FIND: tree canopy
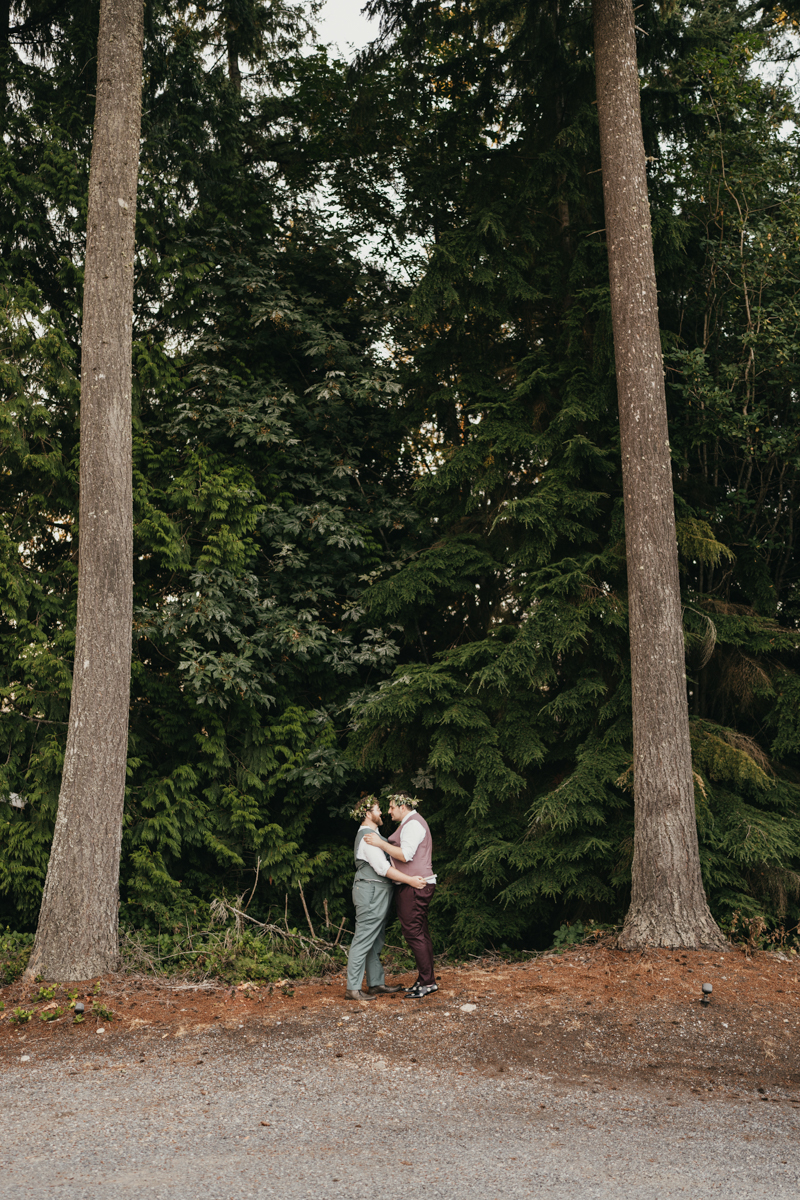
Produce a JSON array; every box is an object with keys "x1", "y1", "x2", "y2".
[{"x1": 1, "y1": 0, "x2": 799, "y2": 958}]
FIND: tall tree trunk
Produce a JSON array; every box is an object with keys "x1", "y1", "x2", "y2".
[
  {"x1": 227, "y1": 30, "x2": 242, "y2": 95},
  {"x1": 592, "y1": 0, "x2": 723, "y2": 949},
  {"x1": 0, "y1": 0, "x2": 10, "y2": 135},
  {"x1": 26, "y1": 0, "x2": 144, "y2": 981}
]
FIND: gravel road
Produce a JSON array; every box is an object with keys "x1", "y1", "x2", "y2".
[{"x1": 2, "y1": 1018, "x2": 798, "y2": 1200}]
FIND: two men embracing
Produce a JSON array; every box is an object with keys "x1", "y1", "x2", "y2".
[{"x1": 345, "y1": 792, "x2": 438, "y2": 1002}]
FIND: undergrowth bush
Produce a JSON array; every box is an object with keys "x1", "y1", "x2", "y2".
[
  {"x1": 719, "y1": 911, "x2": 800, "y2": 954},
  {"x1": 550, "y1": 920, "x2": 620, "y2": 951},
  {"x1": 120, "y1": 926, "x2": 346, "y2": 983},
  {"x1": 0, "y1": 929, "x2": 33, "y2": 984},
  {"x1": 119, "y1": 894, "x2": 360, "y2": 983}
]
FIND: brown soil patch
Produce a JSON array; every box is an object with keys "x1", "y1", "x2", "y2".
[{"x1": 3, "y1": 945, "x2": 799, "y2": 1100}]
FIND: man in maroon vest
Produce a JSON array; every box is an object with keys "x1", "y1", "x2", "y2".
[{"x1": 364, "y1": 792, "x2": 437, "y2": 998}]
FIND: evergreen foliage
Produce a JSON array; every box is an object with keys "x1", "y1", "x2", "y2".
[
  {"x1": 347, "y1": 0, "x2": 800, "y2": 951},
  {"x1": 1, "y1": 0, "x2": 409, "y2": 933},
  {"x1": 1, "y1": 0, "x2": 798, "y2": 959}
]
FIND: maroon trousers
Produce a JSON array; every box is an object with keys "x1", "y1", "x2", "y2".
[{"x1": 395, "y1": 882, "x2": 435, "y2": 986}]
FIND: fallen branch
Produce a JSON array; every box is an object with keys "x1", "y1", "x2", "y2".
[
  {"x1": 210, "y1": 898, "x2": 332, "y2": 956},
  {"x1": 298, "y1": 884, "x2": 317, "y2": 940},
  {"x1": 209, "y1": 899, "x2": 408, "y2": 956},
  {"x1": 106, "y1": 965, "x2": 223, "y2": 994}
]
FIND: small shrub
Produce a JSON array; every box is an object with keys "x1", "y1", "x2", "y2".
[
  {"x1": 551, "y1": 921, "x2": 586, "y2": 950},
  {"x1": 10, "y1": 1007, "x2": 33, "y2": 1024},
  {"x1": 550, "y1": 919, "x2": 618, "y2": 952},
  {"x1": 39, "y1": 1007, "x2": 64, "y2": 1022},
  {"x1": 120, "y1": 917, "x2": 349, "y2": 984},
  {"x1": 722, "y1": 910, "x2": 800, "y2": 953},
  {"x1": 91, "y1": 1003, "x2": 114, "y2": 1021},
  {"x1": 0, "y1": 930, "x2": 34, "y2": 985}
]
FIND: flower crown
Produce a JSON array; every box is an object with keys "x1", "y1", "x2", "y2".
[
  {"x1": 349, "y1": 794, "x2": 379, "y2": 821},
  {"x1": 387, "y1": 792, "x2": 423, "y2": 809}
]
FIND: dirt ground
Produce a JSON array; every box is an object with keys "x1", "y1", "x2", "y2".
[{"x1": 2, "y1": 944, "x2": 799, "y2": 1102}]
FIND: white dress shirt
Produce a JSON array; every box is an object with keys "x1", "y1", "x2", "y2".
[
  {"x1": 397, "y1": 813, "x2": 437, "y2": 884},
  {"x1": 356, "y1": 828, "x2": 391, "y2": 877}
]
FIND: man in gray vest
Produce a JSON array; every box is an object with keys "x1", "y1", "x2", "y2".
[
  {"x1": 364, "y1": 792, "x2": 437, "y2": 999},
  {"x1": 346, "y1": 795, "x2": 427, "y2": 1002}
]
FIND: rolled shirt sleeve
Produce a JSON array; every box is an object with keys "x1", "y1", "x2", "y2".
[{"x1": 357, "y1": 838, "x2": 391, "y2": 877}]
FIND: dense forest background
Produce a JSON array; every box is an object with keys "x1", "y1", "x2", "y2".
[{"x1": 1, "y1": 0, "x2": 799, "y2": 956}]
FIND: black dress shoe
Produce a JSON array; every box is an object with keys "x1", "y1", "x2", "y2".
[
  {"x1": 368, "y1": 984, "x2": 404, "y2": 995},
  {"x1": 405, "y1": 983, "x2": 438, "y2": 999}
]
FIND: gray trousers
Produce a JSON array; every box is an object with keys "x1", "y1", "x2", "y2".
[{"x1": 347, "y1": 879, "x2": 393, "y2": 991}]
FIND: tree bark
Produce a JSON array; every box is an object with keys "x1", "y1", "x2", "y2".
[
  {"x1": 26, "y1": 0, "x2": 144, "y2": 981},
  {"x1": 0, "y1": 0, "x2": 10, "y2": 135},
  {"x1": 227, "y1": 30, "x2": 242, "y2": 95},
  {"x1": 592, "y1": 0, "x2": 724, "y2": 949}
]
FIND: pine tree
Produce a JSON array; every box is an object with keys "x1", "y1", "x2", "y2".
[
  {"x1": 2, "y1": 0, "x2": 798, "y2": 957},
  {"x1": 345, "y1": 0, "x2": 800, "y2": 952},
  {"x1": 0, "y1": 1, "x2": 413, "y2": 937},
  {"x1": 25, "y1": 0, "x2": 145, "y2": 981},
  {"x1": 592, "y1": 0, "x2": 723, "y2": 949}
]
